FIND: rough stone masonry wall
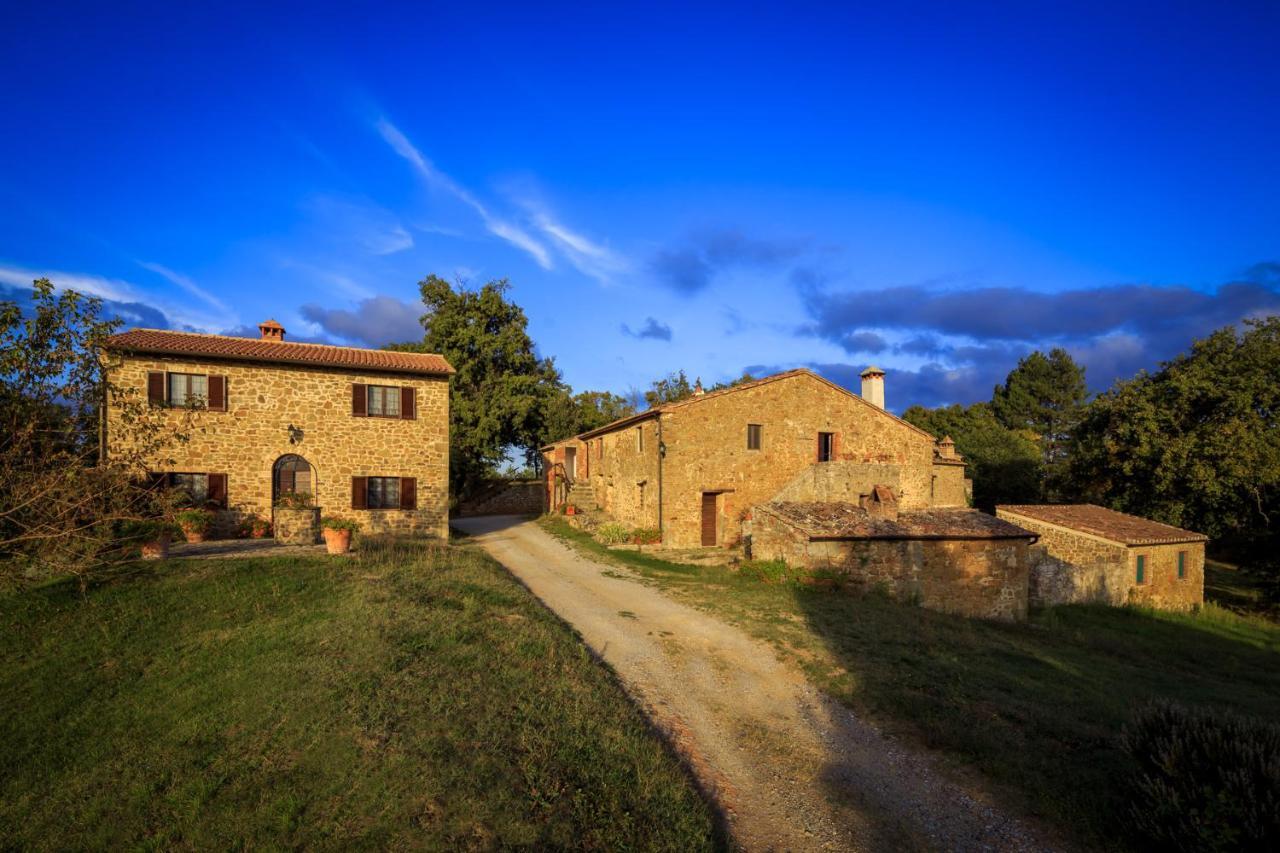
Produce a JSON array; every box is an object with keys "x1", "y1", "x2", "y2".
[
  {"x1": 771, "y1": 461, "x2": 905, "y2": 503},
  {"x1": 456, "y1": 480, "x2": 545, "y2": 517},
  {"x1": 996, "y1": 511, "x2": 1204, "y2": 610},
  {"x1": 107, "y1": 355, "x2": 450, "y2": 539},
  {"x1": 658, "y1": 373, "x2": 939, "y2": 548},
  {"x1": 585, "y1": 420, "x2": 661, "y2": 531},
  {"x1": 931, "y1": 461, "x2": 968, "y2": 507},
  {"x1": 750, "y1": 505, "x2": 1029, "y2": 620}
]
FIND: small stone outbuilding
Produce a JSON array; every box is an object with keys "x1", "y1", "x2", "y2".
[
  {"x1": 996, "y1": 504, "x2": 1207, "y2": 611},
  {"x1": 751, "y1": 499, "x2": 1038, "y2": 620}
]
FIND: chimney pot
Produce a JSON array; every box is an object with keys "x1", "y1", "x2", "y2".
[
  {"x1": 860, "y1": 365, "x2": 885, "y2": 409},
  {"x1": 258, "y1": 319, "x2": 285, "y2": 342},
  {"x1": 693, "y1": 379, "x2": 705, "y2": 396}
]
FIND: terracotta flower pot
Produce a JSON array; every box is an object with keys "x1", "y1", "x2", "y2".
[
  {"x1": 565, "y1": 505, "x2": 577, "y2": 516},
  {"x1": 180, "y1": 524, "x2": 206, "y2": 544},
  {"x1": 140, "y1": 535, "x2": 170, "y2": 561},
  {"x1": 323, "y1": 527, "x2": 352, "y2": 555}
]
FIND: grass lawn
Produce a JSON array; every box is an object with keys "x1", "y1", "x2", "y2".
[
  {"x1": 0, "y1": 538, "x2": 719, "y2": 850},
  {"x1": 542, "y1": 516, "x2": 1280, "y2": 851}
]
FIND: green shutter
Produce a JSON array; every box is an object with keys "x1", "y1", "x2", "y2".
[
  {"x1": 1136, "y1": 555, "x2": 1146, "y2": 584},
  {"x1": 1178, "y1": 551, "x2": 1186, "y2": 579}
]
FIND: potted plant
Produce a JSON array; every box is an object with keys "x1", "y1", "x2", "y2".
[
  {"x1": 564, "y1": 504, "x2": 577, "y2": 516},
  {"x1": 175, "y1": 508, "x2": 216, "y2": 543},
  {"x1": 122, "y1": 519, "x2": 177, "y2": 560},
  {"x1": 246, "y1": 514, "x2": 272, "y2": 539},
  {"x1": 320, "y1": 517, "x2": 359, "y2": 555}
]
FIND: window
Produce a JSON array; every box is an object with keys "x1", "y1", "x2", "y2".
[
  {"x1": 171, "y1": 473, "x2": 209, "y2": 504},
  {"x1": 367, "y1": 476, "x2": 401, "y2": 509},
  {"x1": 636, "y1": 426, "x2": 643, "y2": 452},
  {"x1": 168, "y1": 373, "x2": 207, "y2": 407},
  {"x1": 367, "y1": 385, "x2": 401, "y2": 417},
  {"x1": 1136, "y1": 554, "x2": 1147, "y2": 584},
  {"x1": 1177, "y1": 551, "x2": 1187, "y2": 580},
  {"x1": 817, "y1": 432, "x2": 835, "y2": 462},
  {"x1": 747, "y1": 423, "x2": 763, "y2": 451}
]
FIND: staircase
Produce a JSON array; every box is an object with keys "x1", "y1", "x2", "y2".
[{"x1": 564, "y1": 478, "x2": 600, "y2": 511}]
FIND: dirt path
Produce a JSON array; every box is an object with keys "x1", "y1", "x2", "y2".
[{"x1": 453, "y1": 516, "x2": 1057, "y2": 852}]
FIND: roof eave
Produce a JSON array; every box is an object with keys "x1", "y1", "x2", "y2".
[{"x1": 101, "y1": 343, "x2": 455, "y2": 377}]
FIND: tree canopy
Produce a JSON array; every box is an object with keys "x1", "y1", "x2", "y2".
[{"x1": 991, "y1": 348, "x2": 1087, "y2": 496}]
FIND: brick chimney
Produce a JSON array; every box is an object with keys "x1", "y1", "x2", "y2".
[
  {"x1": 938, "y1": 435, "x2": 957, "y2": 459},
  {"x1": 860, "y1": 365, "x2": 885, "y2": 409},
  {"x1": 258, "y1": 319, "x2": 285, "y2": 342}
]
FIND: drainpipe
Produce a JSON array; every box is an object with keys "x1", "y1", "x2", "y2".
[{"x1": 656, "y1": 415, "x2": 665, "y2": 540}]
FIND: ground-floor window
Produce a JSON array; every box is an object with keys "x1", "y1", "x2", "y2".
[
  {"x1": 1177, "y1": 550, "x2": 1187, "y2": 579},
  {"x1": 171, "y1": 473, "x2": 208, "y2": 504},
  {"x1": 1136, "y1": 554, "x2": 1147, "y2": 584},
  {"x1": 367, "y1": 477, "x2": 401, "y2": 509},
  {"x1": 817, "y1": 432, "x2": 835, "y2": 462}
]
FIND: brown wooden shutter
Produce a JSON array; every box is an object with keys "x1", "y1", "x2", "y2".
[
  {"x1": 400, "y1": 386, "x2": 415, "y2": 420},
  {"x1": 207, "y1": 375, "x2": 226, "y2": 411},
  {"x1": 148, "y1": 371, "x2": 166, "y2": 405},
  {"x1": 833, "y1": 432, "x2": 841, "y2": 461},
  {"x1": 816, "y1": 433, "x2": 822, "y2": 462},
  {"x1": 352, "y1": 384, "x2": 367, "y2": 417},
  {"x1": 399, "y1": 477, "x2": 416, "y2": 510},
  {"x1": 352, "y1": 476, "x2": 368, "y2": 509},
  {"x1": 207, "y1": 473, "x2": 227, "y2": 508}
]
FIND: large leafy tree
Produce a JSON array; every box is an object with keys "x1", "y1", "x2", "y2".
[
  {"x1": 902, "y1": 402, "x2": 1043, "y2": 510},
  {"x1": 1067, "y1": 317, "x2": 1280, "y2": 546},
  {"x1": 992, "y1": 348, "x2": 1088, "y2": 493},
  {"x1": 540, "y1": 389, "x2": 635, "y2": 447},
  {"x1": 644, "y1": 370, "x2": 696, "y2": 407},
  {"x1": 388, "y1": 275, "x2": 562, "y2": 497}
]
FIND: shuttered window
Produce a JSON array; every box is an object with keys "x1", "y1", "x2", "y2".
[
  {"x1": 358, "y1": 476, "x2": 417, "y2": 510},
  {"x1": 1177, "y1": 551, "x2": 1186, "y2": 579},
  {"x1": 368, "y1": 386, "x2": 401, "y2": 417},
  {"x1": 148, "y1": 372, "x2": 226, "y2": 410},
  {"x1": 747, "y1": 423, "x2": 762, "y2": 450},
  {"x1": 167, "y1": 373, "x2": 208, "y2": 407},
  {"x1": 353, "y1": 384, "x2": 415, "y2": 419},
  {"x1": 1136, "y1": 554, "x2": 1147, "y2": 584},
  {"x1": 158, "y1": 472, "x2": 228, "y2": 509}
]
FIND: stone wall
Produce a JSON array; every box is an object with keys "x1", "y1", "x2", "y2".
[
  {"x1": 771, "y1": 461, "x2": 905, "y2": 504},
  {"x1": 998, "y1": 510, "x2": 1205, "y2": 610},
  {"x1": 107, "y1": 355, "x2": 450, "y2": 539},
  {"x1": 456, "y1": 480, "x2": 545, "y2": 517},
  {"x1": 751, "y1": 503, "x2": 1029, "y2": 620},
  {"x1": 931, "y1": 461, "x2": 968, "y2": 507}
]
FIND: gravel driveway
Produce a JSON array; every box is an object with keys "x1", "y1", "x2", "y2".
[{"x1": 452, "y1": 515, "x2": 1057, "y2": 852}]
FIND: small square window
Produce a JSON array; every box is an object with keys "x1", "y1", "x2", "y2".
[
  {"x1": 747, "y1": 424, "x2": 762, "y2": 451},
  {"x1": 367, "y1": 476, "x2": 401, "y2": 509},
  {"x1": 368, "y1": 386, "x2": 401, "y2": 417},
  {"x1": 1136, "y1": 554, "x2": 1147, "y2": 584},
  {"x1": 168, "y1": 373, "x2": 207, "y2": 407}
]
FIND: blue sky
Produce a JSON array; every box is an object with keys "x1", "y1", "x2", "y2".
[{"x1": 3, "y1": 1, "x2": 1278, "y2": 411}]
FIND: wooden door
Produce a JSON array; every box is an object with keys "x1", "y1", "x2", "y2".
[{"x1": 701, "y1": 493, "x2": 717, "y2": 546}]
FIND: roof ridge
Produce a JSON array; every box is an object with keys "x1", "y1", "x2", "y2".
[{"x1": 114, "y1": 327, "x2": 442, "y2": 359}]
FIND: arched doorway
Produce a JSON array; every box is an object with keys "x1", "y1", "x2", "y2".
[{"x1": 273, "y1": 454, "x2": 315, "y2": 504}]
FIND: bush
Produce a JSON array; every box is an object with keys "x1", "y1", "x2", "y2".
[
  {"x1": 117, "y1": 519, "x2": 180, "y2": 543},
  {"x1": 630, "y1": 527, "x2": 662, "y2": 545},
  {"x1": 595, "y1": 523, "x2": 631, "y2": 545},
  {"x1": 275, "y1": 491, "x2": 314, "y2": 509},
  {"x1": 738, "y1": 559, "x2": 790, "y2": 584},
  {"x1": 174, "y1": 509, "x2": 215, "y2": 533},
  {"x1": 1121, "y1": 700, "x2": 1280, "y2": 851},
  {"x1": 320, "y1": 517, "x2": 360, "y2": 533}
]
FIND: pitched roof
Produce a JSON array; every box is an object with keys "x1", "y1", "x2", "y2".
[
  {"x1": 571, "y1": 368, "x2": 937, "y2": 442},
  {"x1": 761, "y1": 502, "x2": 1036, "y2": 541},
  {"x1": 101, "y1": 328, "x2": 454, "y2": 376},
  {"x1": 996, "y1": 504, "x2": 1207, "y2": 546}
]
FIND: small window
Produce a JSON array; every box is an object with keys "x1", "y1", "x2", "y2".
[
  {"x1": 367, "y1": 385, "x2": 401, "y2": 417},
  {"x1": 747, "y1": 423, "x2": 762, "y2": 451},
  {"x1": 171, "y1": 473, "x2": 209, "y2": 505},
  {"x1": 1177, "y1": 551, "x2": 1187, "y2": 580},
  {"x1": 636, "y1": 426, "x2": 643, "y2": 452},
  {"x1": 367, "y1": 476, "x2": 401, "y2": 509},
  {"x1": 818, "y1": 432, "x2": 835, "y2": 462},
  {"x1": 168, "y1": 373, "x2": 207, "y2": 407},
  {"x1": 1136, "y1": 554, "x2": 1147, "y2": 584}
]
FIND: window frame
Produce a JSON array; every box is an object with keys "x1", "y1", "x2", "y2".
[
  {"x1": 747, "y1": 423, "x2": 763, "y2": 451},
  {"x1": 366, "y1": 385, "x2": 402, "y2": 418},
  {"x1": 170, "y1": 472, "x2": 209, "y2": 504},
  {"x1": 635, "y1": 426, "x2": 643, "y2": 452},
  {"x1": 1177, "y1": 550, "x2": 1187, "y2": 580},
  {"x1": 366, "y1": 476, "x2": 401, "y2": 509},
  {"x1": 1136, "y1": 553, "x2": 1147, "y2": 585},
  {"x1": 167, "y1": 372, "x2": 208, "y2": 408},
  {"x1": 817, "y1": 431, "x2": 835, "y2": 462}
]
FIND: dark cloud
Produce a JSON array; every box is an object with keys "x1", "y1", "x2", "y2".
[
  {"x1": 621, "y1": 316, "x2": 673, "y2": 341},
  {"x1": 1, "y1": 282, "x2": 175, "y2": 330},
  {"x1": 651, "y1": 228, "x2": 805, "y2": 294},
  {"x1": 298, "y1": 295, "x2": 422, "y2": 346},
  {"x1": 840, "y1": 331, "x2": 888, "y2": 353}
]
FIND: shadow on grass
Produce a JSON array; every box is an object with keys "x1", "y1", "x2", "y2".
[{"x1": 791, "y1": 587, "x2": 1280, "y2": 851}]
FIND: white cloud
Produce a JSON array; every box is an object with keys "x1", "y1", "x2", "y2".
[
  {"x1": 375, "y1": 118, "x2": 553, "y2": 269},
  {"x1": 137, "y1": 261, "x2": 232, "y2": 313},
  {"x1": 524, "y1": 202, "x2": 629, "y2": 284},
  {"x1": 301, "y1": 195, "x2": 414, "y2": 256}
]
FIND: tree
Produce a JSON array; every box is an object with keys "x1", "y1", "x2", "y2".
[
  {"x1": 992, "y1": 348, "x2": 1087, "y2": 494},
  {"x1": 1, "y1": 280, "x2": 191, "y2": 587},
  {"x1": 902, "y1": 402, "x2": 1043, "y2": 510},
  {"x1": 537, "y1": 388, "x2": 635, "y2": 452},
  {"x1": 644, "y1": 370, "x2": 695, "y2": 407},
  {"x1": 1067, "y1": 317, "x2": 1280, "y2": 547},
  {"x1": 388, "y1": 275, "x2": 562, "y2": 497}
]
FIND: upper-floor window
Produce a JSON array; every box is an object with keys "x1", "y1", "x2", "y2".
[
  {"x1": 636, "y1": 426, "x2": 643, "y2": 452},
  {"x1": 1136, "y1": 554, "x2": 1147, "y2": 584},
  {"x1": 747, "y1": 423, "x2": 763, "y2": 451},
  {"x1": 168, "y1": 373, "x2": 207, "y2": 407},
  {"x1": 368, "y1": 385, "x2": 401, "y2": 417},
  {"x1": 1177, "y1": 551, "x2": 1187, "y2": 579},
  {"x1": 148, "y1": 371, "x2": 226, "y2": 411},
  {"x1": 817, "y1": 432, "x2": 835, "y2": 462},
  {"x1": 352, "y1": 383, "x2": 415, "y2": 419}
]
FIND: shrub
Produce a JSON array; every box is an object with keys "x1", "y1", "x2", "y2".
[
  {"x1": 275, "y1": 491, "x2": 314, "y2": 509},
  {"x1": 738, "y1": 559, "x2": 790, "y2": 584},
  {"x1": 630, "y1": 527, "x2": 662, "y2": 545},
  {"x1": 595, "y1": 523, "x2": 631, "y2": 545},
  {"x1": 174, "y1": 509, "x2": 215, "y2": 533},
  {"x1": 118, "y1": 519, "x2": 180, "y2": 543},
  {"x1": 320, "y1": 517, "x2": 360, "y2": 533},
  {"x1": 1121, "y1": 700, "x2": 1280, "y2": 852}
]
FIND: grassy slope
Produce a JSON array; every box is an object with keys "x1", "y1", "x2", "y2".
[
  {"x1": 0, "y1": 539, "x2": 718, "y2": 851},
  {"x1": 542, "y1": 517, "x2": 1280, "y2": 851}
]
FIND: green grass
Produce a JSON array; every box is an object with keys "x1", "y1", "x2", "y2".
[
  {"x1": 0, "y1": 538, "x2": 719, "y2": 850},
  {"x1": 1205, "y1": 558, "x2": 1275, "y2": 618},
  {"x1": 542, "y1": 516, "x2": 1280, "y2": 851}
]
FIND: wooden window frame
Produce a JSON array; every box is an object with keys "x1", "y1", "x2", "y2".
[
  {"x1": 352, "y1": 383, "x2": 415, "y2": 420},
  {"x1": 149, "y1": 371, "x2": 227, "y2": 412},
  {"x1": 159, "y1": 471, "x2": 228, "y2": 509},
  {"x1": 356, "y1": 475, "x2": 417, "y2": 510},
  {"x1": 1136, "y1": 553, "x2": 1147, "y2": 585},
  {"x1": 1177, "y1": 550, "x2": 1187, "y2": 580},
  {"x1": 366, "y1": 385, "x2": 402, "y2": 418},
  {"x1": 817, "y1": 431, "x2": 836, "y2": 462},
  {"x1": 747, "y1": 423, "x2": 762, "y2": 451}
]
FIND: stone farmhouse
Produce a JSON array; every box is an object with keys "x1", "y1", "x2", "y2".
[
  {"x1": 102, "y1": 320, "x2": 452, "y2": 539},
  {"x1": 997, "y1": 504, "x2": 1206, "y2": 610},
  {"x1": 542, "y1": 367, "x2": 1038, "y2": 619}
]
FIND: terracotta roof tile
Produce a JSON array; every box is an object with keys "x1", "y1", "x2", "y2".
[
  {"x1": 761, "y1": 502, "x2": 1036, "y2": 541},
  {"x1": 102, "y1": 328, "x2": 454, "y2": 376},
  {"x1": 996, "y1": 504, "x2": 1207, "y2": 546}
]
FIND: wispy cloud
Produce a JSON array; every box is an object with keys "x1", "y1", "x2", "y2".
[
  {"x1": 137, "y1": 261, "x2": 231, "y2": 313},
  {"x1": 0, "y1": 263, "x2": 224, "y2": 330},
  {"x1": 651, "y1": 228, "x2": 806, "y2": 294},
  {"x1": 375, "y1": 118, "x2": 553, "y2": 269},
  {"x1": 523, "y1": 201, "x2": 629, "y2": 284}
]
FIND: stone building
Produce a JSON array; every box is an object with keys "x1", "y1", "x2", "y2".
[
  {"x1": 102, "y1": 320, "x2": 452, "y2": 539},
  {"x1": 995, "y1": 504, "x2": 1207, "y2": 610},
  {"x1": 542, "y1": 368, "x2": 969, "y2": 547}
]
